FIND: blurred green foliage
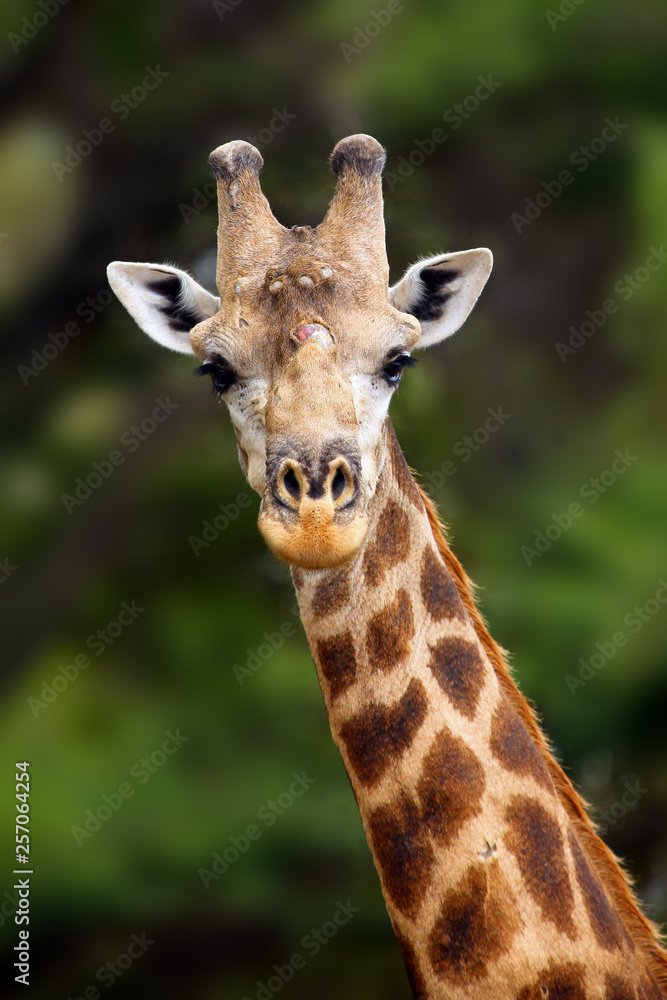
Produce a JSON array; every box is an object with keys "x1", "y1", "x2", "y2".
[{"x1": 1, "y1": 0, "x2": 666, "y2": 996}]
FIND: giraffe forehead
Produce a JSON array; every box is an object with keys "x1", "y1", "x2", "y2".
[
  {"x1": 265, "y1": 257, "x2": 336, "y2": 292},
  {"x1": 196, "y1": 268, "x2": 416, "y2": 371},
  {"x1": 218, "y1": 259, "x2": 418, "y2": 358}
]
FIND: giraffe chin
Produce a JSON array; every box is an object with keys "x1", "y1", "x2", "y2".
[{"x1": 258, "y1": 504, "x2": 369, "y2": 570}]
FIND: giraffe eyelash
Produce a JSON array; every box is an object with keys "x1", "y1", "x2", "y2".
[
  {"x1": 382, "y1": 353, "x2": 418, "y2": 386},
  {"x1": 195, "y1": 360, "x2": 237, "y2": 396}
]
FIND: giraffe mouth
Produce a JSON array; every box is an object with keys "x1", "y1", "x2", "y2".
[{"x1": 258, "y1": 496, "x2": 369, "y2": 569}]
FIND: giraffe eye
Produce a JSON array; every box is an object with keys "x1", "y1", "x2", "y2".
[
  {"x1": 382, "y1": 353, "x2": 418, "y2": 386},
  {"x1": 195, "y1": 360, "x2": 236, "y2": 397}
]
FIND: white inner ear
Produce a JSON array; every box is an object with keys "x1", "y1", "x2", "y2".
[
  {"x1": 389, "y1": 248, "x2": 493, "y2": 348},
  {"x1": 107, "y1": 261, "x2": 221, "y2": 355}
]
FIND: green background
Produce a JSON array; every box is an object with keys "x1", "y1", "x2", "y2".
[{"x1": 1, "y1": 0, "x2": 666, "y2": 997}]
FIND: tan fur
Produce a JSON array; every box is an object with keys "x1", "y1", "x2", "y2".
[
  {"x1": 110, "y1": 132, "x2": 666, "y2": 995},
  {"x1": 189, "y1": 137, "x2": 421, "y2": 566},
  {"x1": 417, "y1": 483, "x2": 667, "y2": 991},
  {"x1": 293, "y1": 430, "x2": 667, "y2": 997}
]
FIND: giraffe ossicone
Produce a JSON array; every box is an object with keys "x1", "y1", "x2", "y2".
[
  {"x1": 108, "y1": 135, "x2": 667, "y2": 998},
  {"x1": 108, "y1": 133, "x2": 491, "y2": 570}
]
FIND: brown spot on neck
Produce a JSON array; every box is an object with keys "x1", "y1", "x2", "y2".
[
  {"x1": 568, "y1": 830, "x2": 631, "y2": 954},
  {"x1": 340, "y1": 678, "x2": 428, "y2": 788},
  {"x1": 490, "y1": 693, "x2": 553, "y2": 792},
  {"x1": 427, "y1": 635, "x2": 486, "y2": 720},
  {"x1": 366, "y1": 588, "x2": 415, "y2": 672},
  {"x1": 311, "y1": 569, "x2": 350, "y2": 619},
  {"x1": 428, "y1": 860, "x2": 521, "y2": 984},
  {"x1": 605, "y1": 974, "x2": 637, "y2": 1000},
  {"x1": 417, "y1": 727, "x2": 485, "y2": 848},
  {"x1": 363, "y1": 499, "x2": 410, "y2": 588},
  {"x1": 394, "y1": 928, "x2": 428, "y2": 999},
  {"x1": 420, "y1": 545, "x2": 467, "y2": 624},
  {"x1": 415, "y1": 482, "x2": 667, "y2": 985},
  {"x1": 315, "y1": 631, "x2": 357, "y2": 702},
  {"x1": 386, "y1": 421, "x2": 424, "y2": 509},
  {"x1": 504, "y1": 795, "x2": 576, "y2": 939},
  {"x1": 368, "y1": 792, "x2": 435, "y2": 920},
  {"x1": 516, "y1": 962, "x2": 587, "y2": 1000}
]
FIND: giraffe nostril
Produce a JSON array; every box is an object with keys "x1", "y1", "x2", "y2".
[
  {"x1": 331, "y1": 466, "x2": 347, "y2": 501},
  {"x1": 282, "y1": 467, "x2": 301, "y2": 501}
]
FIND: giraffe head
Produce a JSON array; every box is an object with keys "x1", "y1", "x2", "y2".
[{"x1": 108, "y1": 135, "x2": 492, "y2": 569}]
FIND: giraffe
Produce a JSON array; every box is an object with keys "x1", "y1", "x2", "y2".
[{"x1": 107, "y1": 134, "x2": 667, "y2": 998}]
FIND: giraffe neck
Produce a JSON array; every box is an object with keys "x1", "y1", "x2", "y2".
[{"x1": 292, "y1": 421, "x2": 667, "y2": 999}]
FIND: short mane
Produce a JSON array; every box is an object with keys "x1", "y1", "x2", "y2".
[{"x1": 417, "y1": 481, "x2": 667, "y2": 988}]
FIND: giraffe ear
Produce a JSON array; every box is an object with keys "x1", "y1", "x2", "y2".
[
  {"x1": 107, "y1": 262, "x2": 221, "y2": 354},
  {"x1": 388, "y1": 248, "x2": 492, "y2": 348}
]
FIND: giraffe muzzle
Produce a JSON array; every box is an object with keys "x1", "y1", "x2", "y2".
[
  {"x1": 274, "y1": 456, "x2": 357, "y2": 511},
  {"x1": 258, "y1": 452, "x2": 368, "y2": 569}
]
